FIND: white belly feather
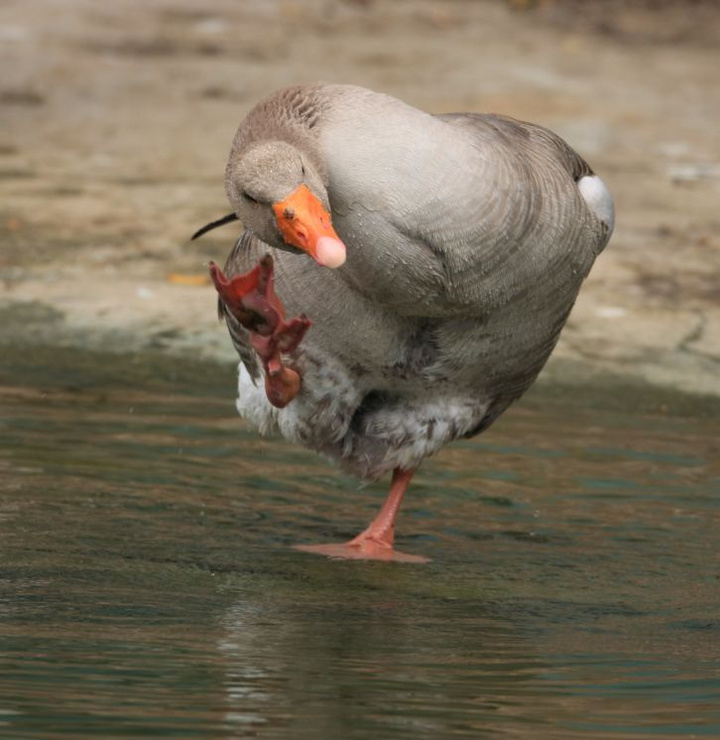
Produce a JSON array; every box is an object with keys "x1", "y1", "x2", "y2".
[{"x1": 236, "y1": 361, "x2": 489, "y2": 480}]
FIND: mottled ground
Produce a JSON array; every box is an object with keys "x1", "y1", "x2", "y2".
[{"x1": 2, "y1": 0, "x2": 719, "y2": 396}]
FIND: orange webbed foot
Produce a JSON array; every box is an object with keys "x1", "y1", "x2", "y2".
[
  {"x1": 293, "y1": 469, "x2": 429, "y2": 563},
  {"x1": 210, "y1": 255, "x2": 312, "y2": 408},
  {"x1": 294, "y1": 541, "x2": 429, "y2": 563}
]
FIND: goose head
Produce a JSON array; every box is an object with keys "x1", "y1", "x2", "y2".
[{"x1": 225, "y1": 140, "x2": 346, "y2": 268}]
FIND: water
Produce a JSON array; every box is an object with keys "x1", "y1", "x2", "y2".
[{"x1": 1, "y1": 347, "x2": 719, "y2": 739}]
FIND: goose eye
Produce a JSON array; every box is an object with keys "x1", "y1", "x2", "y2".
[{"x1": 242, "y1": 191, "x2": 259, "y2": 205}]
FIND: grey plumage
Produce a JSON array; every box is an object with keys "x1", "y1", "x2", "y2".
[{"x1": 217, "y1": 83, "x2": 613, "y2": 480}]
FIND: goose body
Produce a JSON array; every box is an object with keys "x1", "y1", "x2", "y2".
[{"x1": 209, "y1": 83, "x2": 613, "y2": 560}]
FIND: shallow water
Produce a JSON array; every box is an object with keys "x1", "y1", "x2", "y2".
[{"x1": 1, "y1": 348, "x2": 719, "y2": 739}]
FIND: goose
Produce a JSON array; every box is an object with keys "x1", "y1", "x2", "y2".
[{"x1": 195, "y1": 83, "x2": 614, "y2": 563}]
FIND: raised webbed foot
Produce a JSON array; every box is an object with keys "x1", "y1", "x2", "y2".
[{"x1": 210, "y1": 255, "x2": 311, "y2": 408}]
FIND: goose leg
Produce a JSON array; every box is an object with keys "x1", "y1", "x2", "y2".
[
  {"x1": 295, "y1": 468, "x2": 429, "y2": 563},
  {"x1": 210, "y1": 255, "x2": 311, "y2": 409}
]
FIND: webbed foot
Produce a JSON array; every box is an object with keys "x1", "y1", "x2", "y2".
[
  {"x1": 294, "y1": 469, "x2": 429, "y2": 563},
  {"x1": 210, "y1": 255, "x2": 311, "y2": 408}
]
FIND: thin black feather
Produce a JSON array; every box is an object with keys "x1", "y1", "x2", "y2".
[{"x1": 191, "y1": 212, "x2": 238, "y2": 241}]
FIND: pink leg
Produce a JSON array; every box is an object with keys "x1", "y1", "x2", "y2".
[{"x1": 295, "y1": 468, "x2": 429, "y2": 563}]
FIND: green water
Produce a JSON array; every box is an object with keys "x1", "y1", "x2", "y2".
[{"x1": 1, "y1": 348, "x2": 719, "y2": 739}]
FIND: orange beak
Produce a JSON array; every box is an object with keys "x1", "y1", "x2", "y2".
[{"x1": 272, "y1": 185, "x2": 347, "y2": 268}]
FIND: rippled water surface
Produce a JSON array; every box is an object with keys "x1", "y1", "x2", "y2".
[{"x1": 1, "y1": 348, "x2": 719, "y2": 739}]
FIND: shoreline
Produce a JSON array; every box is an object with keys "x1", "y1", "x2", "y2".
[{"x1": 2, "y1": 0, "x2": 719, "y2": 403}]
